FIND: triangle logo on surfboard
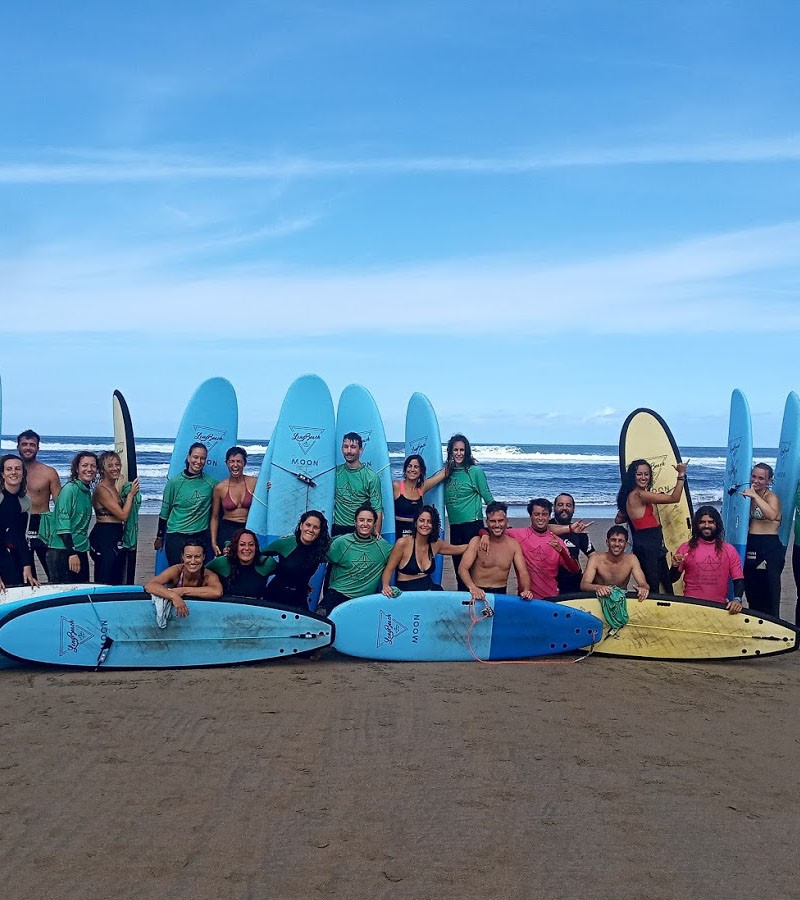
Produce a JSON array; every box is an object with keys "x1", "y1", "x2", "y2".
[
  {"x1": 59, "y1": 617, "x2": 95, "y2": 656},
  {"x1": 289, "y1": 425, "x2": 325, "y2": 456},
  {"x1": 376, "y1": 610, "x2": 408, "y2": 648}
]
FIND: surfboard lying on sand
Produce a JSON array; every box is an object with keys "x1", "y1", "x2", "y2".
[
  {"x1": 329, "y1": 591, "x2": 603, "y2": 661},
  {"x1": 155, "y1": 377, "x2": 238, "y2": 573},
  {"x1": 772, "y1": 391, "x2": 800, "y2": 548},
  {"x1": 405, "y1": 392, "x2": 445, "y2": 585},
  {"x1": 556, "y1": 592, "x2": 797, "y2": 660},
  {"x1": 113, "y1": 389, "x2": 138, "y2": 584},
  {"x1": 336, "y1": 384, "x2": 395, "y2": 545},
  {"x1": 721, "y1": 389, "x2": 753, "y2": 568},
  {"x1": 0, "y1": 591, "x2": 334, "y2": 668},
  {"x1": 619, "y1": 407, "x2": 693, "y2": 592}
]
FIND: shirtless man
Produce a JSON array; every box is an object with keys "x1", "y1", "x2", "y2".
[
  {"x1": 580, "y1": 525, "x2": 649, "y2": 600},
  {"x1": 16, "y1": 430, "x2": 61, "y2": 581},
  {"x1": 458, "y1": 502, "x2": 533, "y2": 602}
]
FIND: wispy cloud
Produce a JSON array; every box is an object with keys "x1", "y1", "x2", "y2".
[{"x1": 2, "y1": 136, "x2": 800, "y2": 184}]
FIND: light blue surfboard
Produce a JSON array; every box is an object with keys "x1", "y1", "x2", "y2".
[
  {"x1": 330, "y1": 592, "x2": 602, "y2": 661},
  {"x1": 0, "y1": 584, "x2": 145, "y2": 669},
  {"x1": 155, "y1": 378, "x2": 238, "y2": 572},
  {"x1": 0, "y1": 591, "x2": 334, "y2": 668},
  {"x1": 246, "y1": 427, "x2": 275, "y2": 545},
  {"x1": 335, "y1": 384, "x2": 395, "y2": 544},
  {"x1": 405, "y1": 392, "x2": 446, "y2": 584},
  {"x1": 721, "y1": 389, "x2": 753, "y2": 568},
  {"x1": 251, "y1": 375, "x2": 336, "y2": 607},
  {"x1": 773, "y1": 391, "x2": 800, "y2": 548}
]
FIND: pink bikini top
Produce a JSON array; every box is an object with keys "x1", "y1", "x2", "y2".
[{"x1": 221, "y1": 482, "x2": 254, "y2": 512}]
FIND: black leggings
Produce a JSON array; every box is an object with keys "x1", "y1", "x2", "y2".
[
  {"x1": 744, "y1": 533, "x2": 784, "y2": 618},
  {"x1": 449, "y1": 520, "x2": 484, "y2": 591},
  {"x1": 46, "y1": 549, "x2": 90, "y2": 583},
  {"x1": 90, "y1": 522, "x2": 125, "y2": 585},
  {"x1": 631, "y1": 526, "x2": 674, "y2": 595}
]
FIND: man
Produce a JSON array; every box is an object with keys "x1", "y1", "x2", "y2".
[
  {"x1": 548, "y1": 492, "x2": 595, "y2": 594},
  {"x1": 458, "y1": 501, "x2": 533, "y2": 601},
  {"x1": 580, "y1": 525, "x2": 649, "y2": 600},
  {"x1": 671, "y1": 506, "x2": 744, "y2": 613},
  {"x1": 332, "y1": 433, "x2": 383, "y2": 538},
  {"x1": 16, "y1": 430, "x2": 61, "y2": 581},
  {"x1": 323, "y1": 504, "x2": 392, "y2": 612}
]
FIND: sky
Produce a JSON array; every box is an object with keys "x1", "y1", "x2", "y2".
[{"x1": 2, "y1": 1, "x2": 799, "y2": 446}]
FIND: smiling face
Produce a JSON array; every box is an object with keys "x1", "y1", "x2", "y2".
[
  {"x1": 77, "y1": 455, "x2": 97, "y2": 485},
  {"x1": 607, "y1": 532, "x2": 628, "y2": 556},
  {"x1": 235, "y1": 532, "x2": 257, "y2": 564},
  {"x1": 635, "y1": 464, "x2": 652, "y2": 489},
  {"x1": 226, "y1": 453, "x2": 246, "y2": 478},
  {"x1": 104, "y1": 454, "x2": 122, "y2": 481},
  {"x1": 553, "y1": 494, "x2": 575, "y2": 525},
  {"x1": 299, "y1": 515, "x2": 322, "y2": 545},
  {"x1": 697, "y1": 514, "x2": 718, "y2": 541},
  {"x1": 341, "y1": 438, "x2": 362, "y2": 466},
  {"x1": 2, "y1": 457, "x2": 24, "y2": 492},
  {"x1": 404, "y1": 458, "x2": 421, "y2": 482},
  {"x1": 186, "y1": 446, "x2": 208, "y2": 475},
  {"x1": 355, "y1": 509, "x2": 376, "y2": 538},
  {"x1": 181, "y1": 544, "x2": 205, "y2": 574},
  {"x1": 529, "y1": 505, "x2": 550, "y2": 533},
  {"x1": 415, "y1": 511, "x2": 434, "y2": 538},
  {"x1": 17, "y1": 436, "x2": 39, "y2": 462},
  {"x1": 451, "y1": 441, "x2": 466, "y2": 466},
  {"x1": 750, "y1": 467, "x2": 770, "y2": 493},
  {"x1": 486, "y1": 509, "x2": 507, "y2": 537}
]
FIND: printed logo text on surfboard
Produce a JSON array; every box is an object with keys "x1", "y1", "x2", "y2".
[
  {"x1": 289, "y1": 425, "x2": 325, "y2": 457},
  {"x1": 377, "y1": 611, "x2": 408, "y2": 648},
  {"x1": 59, "y1": 617, "x2": 95, "y2": 656}
]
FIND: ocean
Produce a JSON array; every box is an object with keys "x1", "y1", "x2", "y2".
[{"x1": 0, "y1": 436, "x2": 775, "y2": 519}]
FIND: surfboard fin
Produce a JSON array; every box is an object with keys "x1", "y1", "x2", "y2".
[{"x1": 95, "y1": 636, "x2": 114, "y2": 670}]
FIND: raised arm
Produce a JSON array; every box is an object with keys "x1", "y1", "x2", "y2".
[
  {"x1": 421, "y1": 467, "x2": 447, "y2": 493},
  {"x1": 94, "y1": 480, "x2": 140, "y2": 523}
]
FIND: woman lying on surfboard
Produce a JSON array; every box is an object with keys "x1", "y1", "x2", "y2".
[
  {"x1": 615, "y1": 457, "x2": 689, "y2": 594},
  {"x1": 145, "y1": 539, "x2": 223, "y2": 617}
]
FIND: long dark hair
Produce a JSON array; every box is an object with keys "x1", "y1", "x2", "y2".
[
  {"x1": 689, "y1": 505, "x2": 725, "y2": 553},
  {"x1": 0, "y1": 454, "x2": 28, "y2": 497},
  {"x1": 413, "y1": 504, "x2": 441, "y2": 546},
  {"x1": 616, "y1": 458, "x2": 652, "y2": 517},
  {"x1": 446, "y1": 433, "x2": 476, "y2": 473},
  {"x1": 294, "y1": 510, "x2": 331, "y2": 566},
  {"x1": 402, "y1": 454, "x2": 427, "y2": 488},
  {"x1": 227, "y1": 528, "x2": 260, "y2": 582}
]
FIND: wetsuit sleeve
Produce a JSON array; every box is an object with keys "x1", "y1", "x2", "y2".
[
  {"x1": 159, "y1": 478, "x2": 177, "y2": 521},
  {"x1": 732, "y1": 578, "x2": 745, "y2": 599}
]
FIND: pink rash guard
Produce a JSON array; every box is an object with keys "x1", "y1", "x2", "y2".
[
  {"x1": 506, "y1": 527, "x2": 579, "y2": 599},
  {"x1": 676, "y1": 539, "x2": 744, "y2": 604}
]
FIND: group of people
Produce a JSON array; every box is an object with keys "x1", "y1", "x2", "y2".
[{"x1": 0, "y1": 430, "x2": 796, "y2": 628}]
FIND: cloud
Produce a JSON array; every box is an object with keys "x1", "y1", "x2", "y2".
[{"x1": 2, "y1": 136, "x2": 800, "y2": 184}]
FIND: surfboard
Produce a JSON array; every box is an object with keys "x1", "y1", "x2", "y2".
[
  {"x1": 335, "y1": 384, "x2": 395, "y2": 544},
  {"x1": 329, "y1": 591, "x2": 603, "y2": 661},
  {"x1": 405, "y1": 393, "x2": 446, "y2": 584},
  {"x1": 557, "y1": 592, "x2": 797, "y2": 661},
  {"x1": 619, "y1": 408, "x2": 693, "y2": 593},
  {"x1": 155, "y1": 378, "x2": 238, "y2": 572},
  {"x1": 772, "y1": 391, "x2": 800, "y2": 548},
  {"x1": 0, "y1": 591, "x2": 334, "y2": 668},
  {"x1": 246, "y1": 428, "x2": 275, "y2": 544},
  {"x1": 721, "y1": 389, "x2": 753, "y2": 568},
  {"x1": 0, "y1": 584, "x2": 143, "y2": 669},
  {"x1": 252, "y1": 375, "x2": 336, "y2": 606},
  {"x1": 113, "y1": 389, "x2": 138, "y2": 584}
]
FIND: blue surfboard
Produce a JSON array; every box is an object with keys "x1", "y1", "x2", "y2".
[
  {"x1": 0, "y1": 591, "x2": 334, "y2": 668},
  {"x1": 405, "y1": 393, "x2": 446, "y2": 584},
  {"x1": 252, "y1": 375, "x2": 336, "y2": 607},
  {"x1": 721, "y1": 389, "x2": 753, "y2": 569},
  {"x1": 246, "y1": 426, "x2": 275, "y2": 544},
  {"x1": 772, "y1": 391, "x2": 800, "y2": 548},
  {"x1": 329, "y1": 591, "x2": 602, "y2": 661},
  {"x1": 335, "y1": 384, "x2": 395, "y2": 544},
  {"x1": 155, "y1": 378, "x2": 238, "y2": 572}
]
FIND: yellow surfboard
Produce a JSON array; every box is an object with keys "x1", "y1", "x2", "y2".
[
  {"x1": 559, "y1": 594, "x2": 797, "y2": 660},
  {"x1": 619, "y1": 408, "x2": 692, "y2": 594}
]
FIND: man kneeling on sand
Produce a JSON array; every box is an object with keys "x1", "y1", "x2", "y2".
[
  {"x1": 458, "y1": 501, "x2": 533, "y2": 602},
  {"x1": 580, "y1": 525, "x2": 649, "y2": 601}
]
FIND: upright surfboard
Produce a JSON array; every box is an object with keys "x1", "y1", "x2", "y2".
[
  {"x1": 0, "y1": 590, "x2": 333, "y2": 668},
  {"x1": 336, "y1": 384, "x2": 395, "y2": 544},
  {"x1": 246, "y1": 428, "x2": 275, "y2": 545},
  {"x1": 329, "y1": 591, "x2": 602, "y2": 661},
  {"x1": 721, "y1": 389, "x2": 753, "y2": 567},
  {"x1": 557, "y1": 592, "x2": 797, "y2": 661},
  {"x1": 619, "y1": 408, "x2": 693, "y2": 592},
  {"x1": 250, "y1": 375, "x2": 336, "y2": 606},
  {"x1": 405, "y1": 393, "x2": 446, "y2": 584},
  {"x1": 155, "y1": 378, "x2": 238, "y2": 573},
  {"x1": 772, "y1": 391, "x2": 800, "y2": 548},
  {"x1": 113, "y1": 389, "x2": 138, "y2": 584}
]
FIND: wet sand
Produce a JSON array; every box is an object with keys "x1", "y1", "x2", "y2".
[{"x1": 1, "y1": 516, "x2": 798, "y2": 899}]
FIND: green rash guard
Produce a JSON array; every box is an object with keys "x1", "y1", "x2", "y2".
[
  {"x1": 333, "y1": 464, "x2": 383, "y2": 528},
  {"x1": 443, "y1": 465, "x2": 493, "y2": 525},
  {"x1": 327, "y1": 533, "x2": 392, "y2": 598},
  {"x1": 47, "y1": 480, "x2": 93, "y2": 552},
  {"x1": 120, "y1": 481, "x2": 142, "y2": 550},
  {"x1": 258, "y1": 534, "x2": 296, "y2": 577},
  {"x1": 207, "y1": 554, "x2": 273, "y2": 579},
  {"x1": 159, "y1": 471, "x2": 215, "y2": 534}
]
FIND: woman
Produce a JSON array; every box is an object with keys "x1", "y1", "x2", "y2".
[
  {"x1": 260, "y1": 510, "x2": 331, "y2": 610},
  {"x1": 743, "y1": 462, "x2": 782, "y2": 617},
  {"x1": 210, "y1": 446, "x2": 257, "y2": 556},
  {"x1": 145, "y1": 539, "x2": 223, "y2": 618},
  {"x1": 615, "y1": 457, "x2": 688, "y2": 594},
  {"x1": 89, "y1": 451, "x2": 140, "y2": 585},
  {"x1": 393, "y1": 454, "x2": 446, "y2": 538},
  {"x1": 442, "y1": 434, "x2": 493, "y2": 591},
  {"x1": 207, "y1": 528, "x2": 271, "y2": 600},
  {"x1": 381, "y1": 505, "x2": 468, "y2": 594},
  {"x1": 0, "y1": 454, "x2": 38, "y2": 589},
  {"x1": 154, "y1": 442, "x2": 215, "y2": 567},
  {"x1": 46, "y1": 451, "x2": 98, "y2": 583}
]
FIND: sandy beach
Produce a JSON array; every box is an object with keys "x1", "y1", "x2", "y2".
[{"x1": 1, "y1": 515, "x2": 798, "y2": 899}]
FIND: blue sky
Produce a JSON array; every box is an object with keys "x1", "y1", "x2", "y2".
[{"x1": 2, "y1": 1, "x2": 799, "y2": 446}]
